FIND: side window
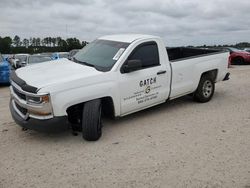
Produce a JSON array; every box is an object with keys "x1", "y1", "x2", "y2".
[{"x1": 128, "y1": 42, "x2": 160, "y2": 69}]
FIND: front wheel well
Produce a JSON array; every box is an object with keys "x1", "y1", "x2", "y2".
[{"x1": 66, "y1": 97, "x2": 115, "y2": 125}]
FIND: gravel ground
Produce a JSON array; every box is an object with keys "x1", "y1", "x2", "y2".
[{"x1": 0, "y1": 66, "x2": 250, "y2": 188}]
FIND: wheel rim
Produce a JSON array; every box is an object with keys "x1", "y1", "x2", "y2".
[{"x1": 202, "y1": 80, "x2": 213, "y2": 98}]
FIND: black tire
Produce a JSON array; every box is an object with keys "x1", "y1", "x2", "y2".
[
  {"x1": 232, "y1": 57, "x2": 244, "y2": 65},
  {"x1": 82, "y1": 99, "x2": 102, "y2": 141},
  {"x1": 193, "y1": 75, "x2": 215, "y2": 103}
]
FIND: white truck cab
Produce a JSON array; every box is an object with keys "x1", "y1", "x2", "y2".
[{"x1": 9, "y1": 34, "x2": 230, "y2": 141}]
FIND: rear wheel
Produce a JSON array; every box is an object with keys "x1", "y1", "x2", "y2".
[
  {"x1": 193, "y1": 75, "x2": 215, "y2": 103},
  {"x1": 82, "y1": 99, "x2": 102, "y2": 141},
  {"x1": 232, "y1": 57, "x2": 244, "y2": 65}
]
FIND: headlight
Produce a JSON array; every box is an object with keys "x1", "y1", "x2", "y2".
[
  {"x1": 26, "y1": 94, "x2": 53, "y2": 118},
  {"x1": 26, "y1": 94, "x2": 50, "y2": 104}
]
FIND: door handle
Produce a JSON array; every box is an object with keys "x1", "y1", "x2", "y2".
[{"x1": 157, "y1": 70, "x2": 166, "y2": 75}]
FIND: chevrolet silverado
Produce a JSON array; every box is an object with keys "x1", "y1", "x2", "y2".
[{"x1": 9, "y1": 34, "x2": 230, "y2": 141}]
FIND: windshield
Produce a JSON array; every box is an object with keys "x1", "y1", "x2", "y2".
[
  {"x1": 74, "y1": 39, "x2": 129, "y2": 71},
  {"x1": 29, "y1": 56, "x2": 51, "y2": 64},
  {"x1": 227, "y1": 47, "x2": 242, "y2": 52},
  {"x1": 16, "y1": 55, "x2": 28, "y2": 62}
]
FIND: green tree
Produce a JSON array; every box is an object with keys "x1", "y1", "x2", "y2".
[
  {"x1": 23, "y1": 38, "x2": 29, "y2": 48},
  {"x1": 66, "y1": 38, "x2": 82, "y2": 50},
  {"x1": 0, "y1": 36, "x2": 12, "y2": 53},
  {"x1": 60, "y1": 39, "x2": 68, "y2": 50},
  {"x1": 13, "y1": 35, "x2": 21, "y2": 47},
  {"x1": 48, "y1": 37, "x2": 52, "y2": 47},
  {"x1": 51, "y1": 38, "x2": 56, "y2": 47},
  {"x1": 82, "y1": 41, "x2": 88, "y2": 47},
  {"x1": 56, "y1": 37, "x2": 62, "y2": 46},
  {"x1": 36, "y1": 38, "x2": 41, "y2": 46},
  {"x1": 41, "y1": 39, "x2": 46, "y2": 46},
  {"x1": 43, "y1": 37, "x2": 49, "y2": 46},
  {"x1": 29, "y1": 37, "x2": 33, "y2": 46},
  {"x1": 235, "y1": 42, "x2": 250, "y2": 48}
]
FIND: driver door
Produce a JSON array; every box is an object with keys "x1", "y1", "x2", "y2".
[{"x1": 119, "y1": 41, "x2": 170, "y2": 115}]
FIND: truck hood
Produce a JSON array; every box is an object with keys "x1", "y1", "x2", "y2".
[{"x1": 15, "y1": 58, "x2": 102, "y2": 89}]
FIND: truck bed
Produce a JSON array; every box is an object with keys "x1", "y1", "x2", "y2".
[
  {"x1": 166, "y1": 47, "x2": 223, "y2": 62},
  {"x1": 169, "y1": 49, "x2": 229, "y2": 99}
]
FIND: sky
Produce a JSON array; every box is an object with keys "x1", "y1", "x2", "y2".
[{"x1": 0, "y1": 0, "x2": 250, "y2": 46}]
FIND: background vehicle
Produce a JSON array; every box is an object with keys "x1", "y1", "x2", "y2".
[
  {"x1": 25, "y1": 54, "x2": 52, "y2": 66},
  {"x1": 229, "y1": 50, "x2": 250, "y2": 65},
  {"x1": 7, "y1": 55, "x2": 18, "y2": 69},
  {"x1": 41, "y1": 52, "x2": 52, "y2": 57},
  {"x1": 2, "y1": 54, "x2": 11, "y2": 60},
  {"x1": 68, "y1": 49, "x2": 79, "y2": 60},
  {"x1": 51, "y1": 52, "x2": 69, "y2": 60},
  {"x1": 0, "y1": 53, "x2": 11, "y2": 85},
  {"x1": 243, "y1": 48, "x2": 250, "y2": 53},
  {"x1": 15, "y1": 54, "x2": 29, "y2": 68},
  {"x1": 223, "y1": 47, "x2": 241, "y2": 54},
  {"x1": 9, "y1": 34, "x2": 230, "y2": 141}
]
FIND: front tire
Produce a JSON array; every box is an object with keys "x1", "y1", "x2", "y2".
[
  {"x1": 193, "y1": 75, "x2": 215, "y2": 103},
  {"x1": 82, "y1": 99, "x2": 102, "y2": 141}
]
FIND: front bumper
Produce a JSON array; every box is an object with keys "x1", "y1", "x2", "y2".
[
  {"x1": 10, "y1": 99, "x2": 69, "y2": 133},
  {"x1": 9, "y1": 72, "x2": 69, "y2": 133}
]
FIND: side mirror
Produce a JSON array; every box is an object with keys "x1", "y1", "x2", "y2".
[{"x1": 123, "y1": 59, "x2": 142, "y2": 73}]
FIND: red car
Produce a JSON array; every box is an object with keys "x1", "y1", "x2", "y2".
[{"x1": 229, "y1": 50, "x2": 250, "y2": 65}]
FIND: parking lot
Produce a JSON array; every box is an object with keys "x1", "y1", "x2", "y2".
[{"x1": 0, "y1": 66, "x2": 250, "y2": 188}]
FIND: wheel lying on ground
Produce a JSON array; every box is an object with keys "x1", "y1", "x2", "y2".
[
  {"x1": 82, "y1": 99, "x2": 102, "y2": 141},
  {"x1": 193, "y1": 75, "x2": 215, "y2": 103}
]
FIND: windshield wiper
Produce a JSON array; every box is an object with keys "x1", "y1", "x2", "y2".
[
  {"x1": 73, "y1": 57, "x2": 109, "y2": 72},
  {"x1": 73, "y1": 57, "x2": 97, "y2": 69}
]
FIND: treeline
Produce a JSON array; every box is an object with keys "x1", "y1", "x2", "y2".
[
  {"x1": 1, "y1": 35, "x2": 250, "y2": 54},
  {"x1": 0, "y1": 35, "x2": 88, "y2": 54},
  {"x1": 188, "y1": 42, "x2": 250, "y2": 49}
]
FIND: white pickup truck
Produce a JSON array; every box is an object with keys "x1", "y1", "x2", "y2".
[{"x1": 9, "y1": 34, "x2": 230, "y2": 141}]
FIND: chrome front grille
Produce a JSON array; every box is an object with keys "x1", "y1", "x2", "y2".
[
  {"x1": 11, "y1": 83, "x2": 29, "y2": 118},
  {"x1": 15, "y1": 101, "x2": 28, "y2": 115},
  {"x1": 13, "y1": 86, "x2": 26, "y2": 101}
]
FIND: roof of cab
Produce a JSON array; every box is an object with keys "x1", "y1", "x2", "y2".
[{"x1": 99, "y1": 34, "x2": 159, "y2": 43}]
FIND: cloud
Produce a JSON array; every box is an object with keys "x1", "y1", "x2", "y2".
[{"x1": 0, "y1": 0, "x2": 250, "y2": 46}]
